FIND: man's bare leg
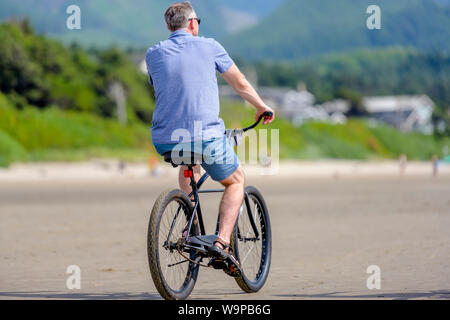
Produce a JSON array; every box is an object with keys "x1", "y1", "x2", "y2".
[
  {"x1": 179, "y1": 165, "x2": 245, "y2": 247},
  {"x1": 217, "y1": 166, "x2": 245, "y2": 246}
]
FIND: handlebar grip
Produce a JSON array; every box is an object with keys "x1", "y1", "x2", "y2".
[
  {"x1": 241, "y1": 110, "x2": 275, "y2": 132},
  {"x1": 259, "y1": 111, "x2": 273, "y2": 121}
]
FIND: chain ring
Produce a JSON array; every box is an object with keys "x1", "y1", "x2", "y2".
[{"x1": 176, "y1": 238, "x2": 211, "y2": 268}]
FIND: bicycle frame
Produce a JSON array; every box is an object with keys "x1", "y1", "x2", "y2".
[
  {"x1": 165, "y1": 111, "x2": 273, "y2": 256},
  {"x1": 187, "y1": 168, "x2": 259, "y2": 241},
  {"x1": 163, "y1": 166, "x2": 260, "y2": 258}
]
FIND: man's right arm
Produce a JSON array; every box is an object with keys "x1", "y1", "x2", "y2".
[{"x1": 222, "y1": 63, "x2": 275, "y2": 125}]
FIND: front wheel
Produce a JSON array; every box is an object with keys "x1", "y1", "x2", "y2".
[{"x1": 231, "y1": 186, "x2": 272, "y2": 293}]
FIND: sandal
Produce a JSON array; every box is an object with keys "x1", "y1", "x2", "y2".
[
  {"x1": 223, "y1": 253, "x2": 242, "y2": 278},
  {"x1": 207, "y1": 237, "x2": 229, "y2": 270},
  {"x1": 207, "y1": 237, "x2": 242, "y2": 278}
]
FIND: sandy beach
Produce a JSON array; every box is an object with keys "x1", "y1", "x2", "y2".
[
  {"x1": 0, "y1": 159, "x2": 449, "y2": 181},
  {"x1": 0, "y1": 161, "x2": 449, "y2": 300}
]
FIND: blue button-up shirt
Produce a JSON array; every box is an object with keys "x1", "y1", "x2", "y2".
[{"x1": 146, "y1": 30, "x2": 234, "y2": 144}]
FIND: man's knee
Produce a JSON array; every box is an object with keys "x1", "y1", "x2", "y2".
[{"x1": 220, "y1": 166, "x2": 245, "y2": 187}]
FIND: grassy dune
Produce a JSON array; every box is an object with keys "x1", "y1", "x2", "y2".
[
  {"x1": 1, "y1": 98, "x2": 449, "y2": 167},
  {"x1": 0, "y1": 98, "x2": 153, "y2": 167},
  {"x1": 220, "y1": 100, "x2": 450, "y2": 161}
]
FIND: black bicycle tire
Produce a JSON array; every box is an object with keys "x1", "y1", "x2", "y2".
[
  {"x1": 231, "y1": 186, "x2": 272, "y2": 293},
  {"x1": 147, "y1": 189, "x2": 200, "y2": 300}
]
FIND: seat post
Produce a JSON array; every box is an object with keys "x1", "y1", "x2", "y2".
[
  {"x1": 185, "y1": 164, "x2": 197, "y2": 200},
  {"x1": 184, "y1": 164, "x2": 200, "y2": 239}
]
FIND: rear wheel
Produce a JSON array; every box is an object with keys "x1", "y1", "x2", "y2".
[
  {"x1": 231, "y1": 186, "x2": 272, "y2": 293},
  {"x1": 147, "y1": 189, "x2": 200, "y2": 300}
]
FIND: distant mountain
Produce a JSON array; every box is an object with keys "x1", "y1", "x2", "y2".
[
  {"x1": 0, "y1": 0, "x2": 285, "y2": 48},
  {"x1": 0, "y1": 0, "x2": 225, "y2": 47},
  {"x1": 2, "y1": 0, "x2": 448, "y2": 59},
  {"x1": 224, "y1": 0, "x2": 450, "y2": 60},
  {"x1": 220, "y1": 0, "x2": 285, "y2": 18}
]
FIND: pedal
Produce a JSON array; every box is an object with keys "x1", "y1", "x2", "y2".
[{"x1": 208, "y1": 258, "x2": 227, "y2": 270}]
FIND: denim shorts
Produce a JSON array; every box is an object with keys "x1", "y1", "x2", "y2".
[{"x1": 153, "y1": 135, "x2": 240, "y2": 182}]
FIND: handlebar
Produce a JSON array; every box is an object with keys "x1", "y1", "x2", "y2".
[{"x1": 242, "y1": 111, "x2": 274, "y2": 132}]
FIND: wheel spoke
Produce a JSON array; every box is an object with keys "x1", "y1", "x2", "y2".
[{"x1": 156, "y1": 198, "x2": 194, "y2": 292}]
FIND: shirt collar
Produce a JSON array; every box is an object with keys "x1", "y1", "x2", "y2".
[{"x1": 169, "y1": 30, "x2": 192, "y2": 39}]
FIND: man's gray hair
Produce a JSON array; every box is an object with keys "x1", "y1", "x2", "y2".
[{"x1": 164, "y1": 1, "x2": 195, "y2": 32}]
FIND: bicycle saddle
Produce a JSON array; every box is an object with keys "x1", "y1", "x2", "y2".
[{"x1": 163, "y1": 151, "x2": 204, "y2": 168}]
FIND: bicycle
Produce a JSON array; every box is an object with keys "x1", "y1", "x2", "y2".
[{"x1": 147, "y1": 112, "x2": 273, "y2": 300}]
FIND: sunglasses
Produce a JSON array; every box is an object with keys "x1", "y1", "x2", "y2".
[{"x1": 188, "y1": 17, "x2": 201, "y2": 25}]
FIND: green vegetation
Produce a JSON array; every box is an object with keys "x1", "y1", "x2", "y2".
[
  {"x1": 243, "y1": 47, "x2": 450, "y2": 130},
  {"x1": 0, "y1": 21, "x2": 154, "y2": 121},
  {"x1": 2, "y1": 94, "x2": 448, "y2": 168},
  {"x1": 0, "y1": 21, "x2": 156, "y2": 167},
  {"x1": 3, "y1": 94, "x2": 448, "y2": 168},
  {"x1": 220, "y1": 100, "x2": 450, "y2": 161},
  {"x1": 0, "y1": 129, "x2": 28, "y2": 167},
  {"x1": 252, "y1": 47, "x2": 450, "y2": 104},
  {"x1": 1, "y1": 21, "x2": 448, "y2": 168},
  {"x1": 0, "y1": 95, "x2": 152, "y2": 167}
]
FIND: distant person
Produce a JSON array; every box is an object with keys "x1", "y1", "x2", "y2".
[
  {"x1": 118, "y1": 160, "x2": 127, "y2": 174},
  {"x1": 148, "y1": 155, "x2": 161, "y2": 177},
  {"x1": 399, "y1": 154, "x2": 407, "y2": 176},
  {"x1": 145, "y1": 1, "x2": 275, "y2": 275},
  {"x1": 432, "y1": 155, "x2": 439, "y2": 177}
]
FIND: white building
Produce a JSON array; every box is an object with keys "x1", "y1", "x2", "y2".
[
  {"x1": 219, "y1": 85, "x2": 346, "y2": 126},
  {"x1": 363, "y1": 95, "x2": 435, "y2": 134}
]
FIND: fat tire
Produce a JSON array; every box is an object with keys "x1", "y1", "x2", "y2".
[
  {"x1": 147, "y1": 189, "x2": 199, "y2": 300},
  {"x1": 231, "y1": 186, "x2": 272, "y2": 293}
]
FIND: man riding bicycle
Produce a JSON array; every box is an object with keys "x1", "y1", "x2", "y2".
[{"x1": 145, "y1": 1, "x2": 275, "y2": 276}]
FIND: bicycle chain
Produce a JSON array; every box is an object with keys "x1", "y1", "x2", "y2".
[{"x1": 176, "y1": 238, "x2": 211, "y2": 268}]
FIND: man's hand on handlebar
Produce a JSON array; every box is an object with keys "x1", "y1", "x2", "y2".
[{"x1": 255, "y1": 106, "x2": 275, "y2": 125}]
